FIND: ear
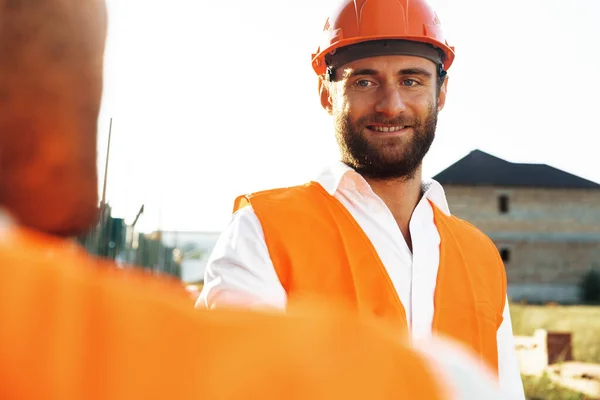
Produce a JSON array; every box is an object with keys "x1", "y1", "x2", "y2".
[
  {"x1": 319, "y1": 77, "x2": 333, "y2": 115},
  {"x1": 437, "y1": 75, "x2": 449, "y2": 112}
]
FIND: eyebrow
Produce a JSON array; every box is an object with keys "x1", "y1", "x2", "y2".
[
  {"x1": 343, "y1": 67, "x2": 433, "y2": 79},
  {"x1": 398, "y1": 68, "x2": 432, "y2": 78}
]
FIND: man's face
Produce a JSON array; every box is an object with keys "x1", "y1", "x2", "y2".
[{"x1": 321, "y1": 54, "x2": 448, "y2": 180}]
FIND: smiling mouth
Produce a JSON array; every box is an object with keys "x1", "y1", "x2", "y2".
[{"x1": 367, "y1": 125, "x2": 407, "y2": 133}]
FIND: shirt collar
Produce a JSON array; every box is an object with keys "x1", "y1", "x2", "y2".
[
  {"x1": 314, "y1": 161, "x2": 451, "y2": 216},
  {"x1": 0, "y1": 207, "x2": 15, "y2": 233}
]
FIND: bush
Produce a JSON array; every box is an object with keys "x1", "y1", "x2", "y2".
[{"x1": 579, "y1": 269, "x2": 600, "y2": 304}]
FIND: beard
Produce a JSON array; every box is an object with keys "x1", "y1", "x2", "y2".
[{"x1": 335, "y1": 101, "x2": 437, "y2": 180}]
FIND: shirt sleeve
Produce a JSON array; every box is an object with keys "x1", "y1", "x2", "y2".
[
  {"x1": 497, "y1": 296, "x2": 526, "y2": 399},
  {"x1": 413, "y1": 335, "x2": 510, "y2": 400},
  {"x1": 196, "y1": 205, "x2": 287, "y2": 311}
]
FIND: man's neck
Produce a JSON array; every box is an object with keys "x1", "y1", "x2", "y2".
[{"x1": 364, "y1": 168, "x2": 424, "y2": 251}]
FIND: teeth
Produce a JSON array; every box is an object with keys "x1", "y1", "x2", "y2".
[{"x1": 371, "y1": 126, "x2": 405, "y2": 132}]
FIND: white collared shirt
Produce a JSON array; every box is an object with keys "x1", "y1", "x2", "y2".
[{"x1": 199, "y1": 162, "x2": 525, "y2": 399}]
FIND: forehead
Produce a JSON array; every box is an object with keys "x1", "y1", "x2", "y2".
[{"x1": 339, "y1": 55, "x2": 437, "y2": 76}]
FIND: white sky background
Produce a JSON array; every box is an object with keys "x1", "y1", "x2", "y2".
[{"x1": 96, "y1": 0, "x2": 600, "y2": 233}]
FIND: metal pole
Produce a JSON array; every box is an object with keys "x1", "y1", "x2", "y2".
[
  {"x1": 97, "y1": 117, "x2": 113, "y2": 256},
  {"x1": 101, "y1": 117, "x2": 113, "y2": 208}
]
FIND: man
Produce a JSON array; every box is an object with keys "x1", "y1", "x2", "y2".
[
  {"x1": 198, "y1": 0, "x2": 525, "y2": 398},
  {"x1": 0, "y1": 0, "x2": 511, "y2": 399}
]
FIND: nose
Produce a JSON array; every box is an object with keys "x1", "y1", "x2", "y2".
[{"x1": 374, "y1": 84, "x2": 407, "y2": 117}]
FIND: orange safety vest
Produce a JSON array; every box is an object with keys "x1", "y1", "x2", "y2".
[
  {"x1": 234, "y1": 181, "x2": 507, "y2": 376},
  {"x1": 0, "y1": 224, "x2": 447, "y2": 399}
]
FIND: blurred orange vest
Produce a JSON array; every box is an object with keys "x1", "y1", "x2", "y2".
[
  {"x1": 234, "y1": 182, "x2": 507, "y2": 376},
  {"x1": 0, "y1": 222, "x2": 447, "y2": 399}
]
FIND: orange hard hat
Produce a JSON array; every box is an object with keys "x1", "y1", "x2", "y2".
[{"x1": 311, "y1": 0, "x2": 455, "y2": 76}]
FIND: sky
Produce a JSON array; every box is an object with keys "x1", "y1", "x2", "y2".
[{"x1": 96, "y1": 0, "x2": 600, "y2": 233}]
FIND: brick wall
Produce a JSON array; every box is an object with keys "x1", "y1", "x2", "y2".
[
  {"x1": 443, "y1": 186, "x2": 600, "y2": 234},
  {"x1": 496, "y1": 241, "x2": 600, "y2": 284},
  {"x1": 442, "y1": 185, "x2": 600, "y2": 302}
]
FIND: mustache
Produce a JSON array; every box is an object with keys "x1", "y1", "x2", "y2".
[{"x1": 356, "y1": 114, "x2": 418, "y2": 127}]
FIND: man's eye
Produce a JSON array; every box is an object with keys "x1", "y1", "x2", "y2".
[
  {"x1": 355, "y1": 79, "x2": 374, "y2": 87},
  {"x1": 402, "y1": 79, "x2": 419, "y2": 87}
]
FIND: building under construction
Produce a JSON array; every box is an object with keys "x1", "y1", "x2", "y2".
[{"x1": 77, "y1": 203, "x2": 182, "y2": 280}]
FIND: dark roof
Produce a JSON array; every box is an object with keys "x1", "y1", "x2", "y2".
[{"x1": 433, "y1": 149, "x2": 600, "y2": 189}]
